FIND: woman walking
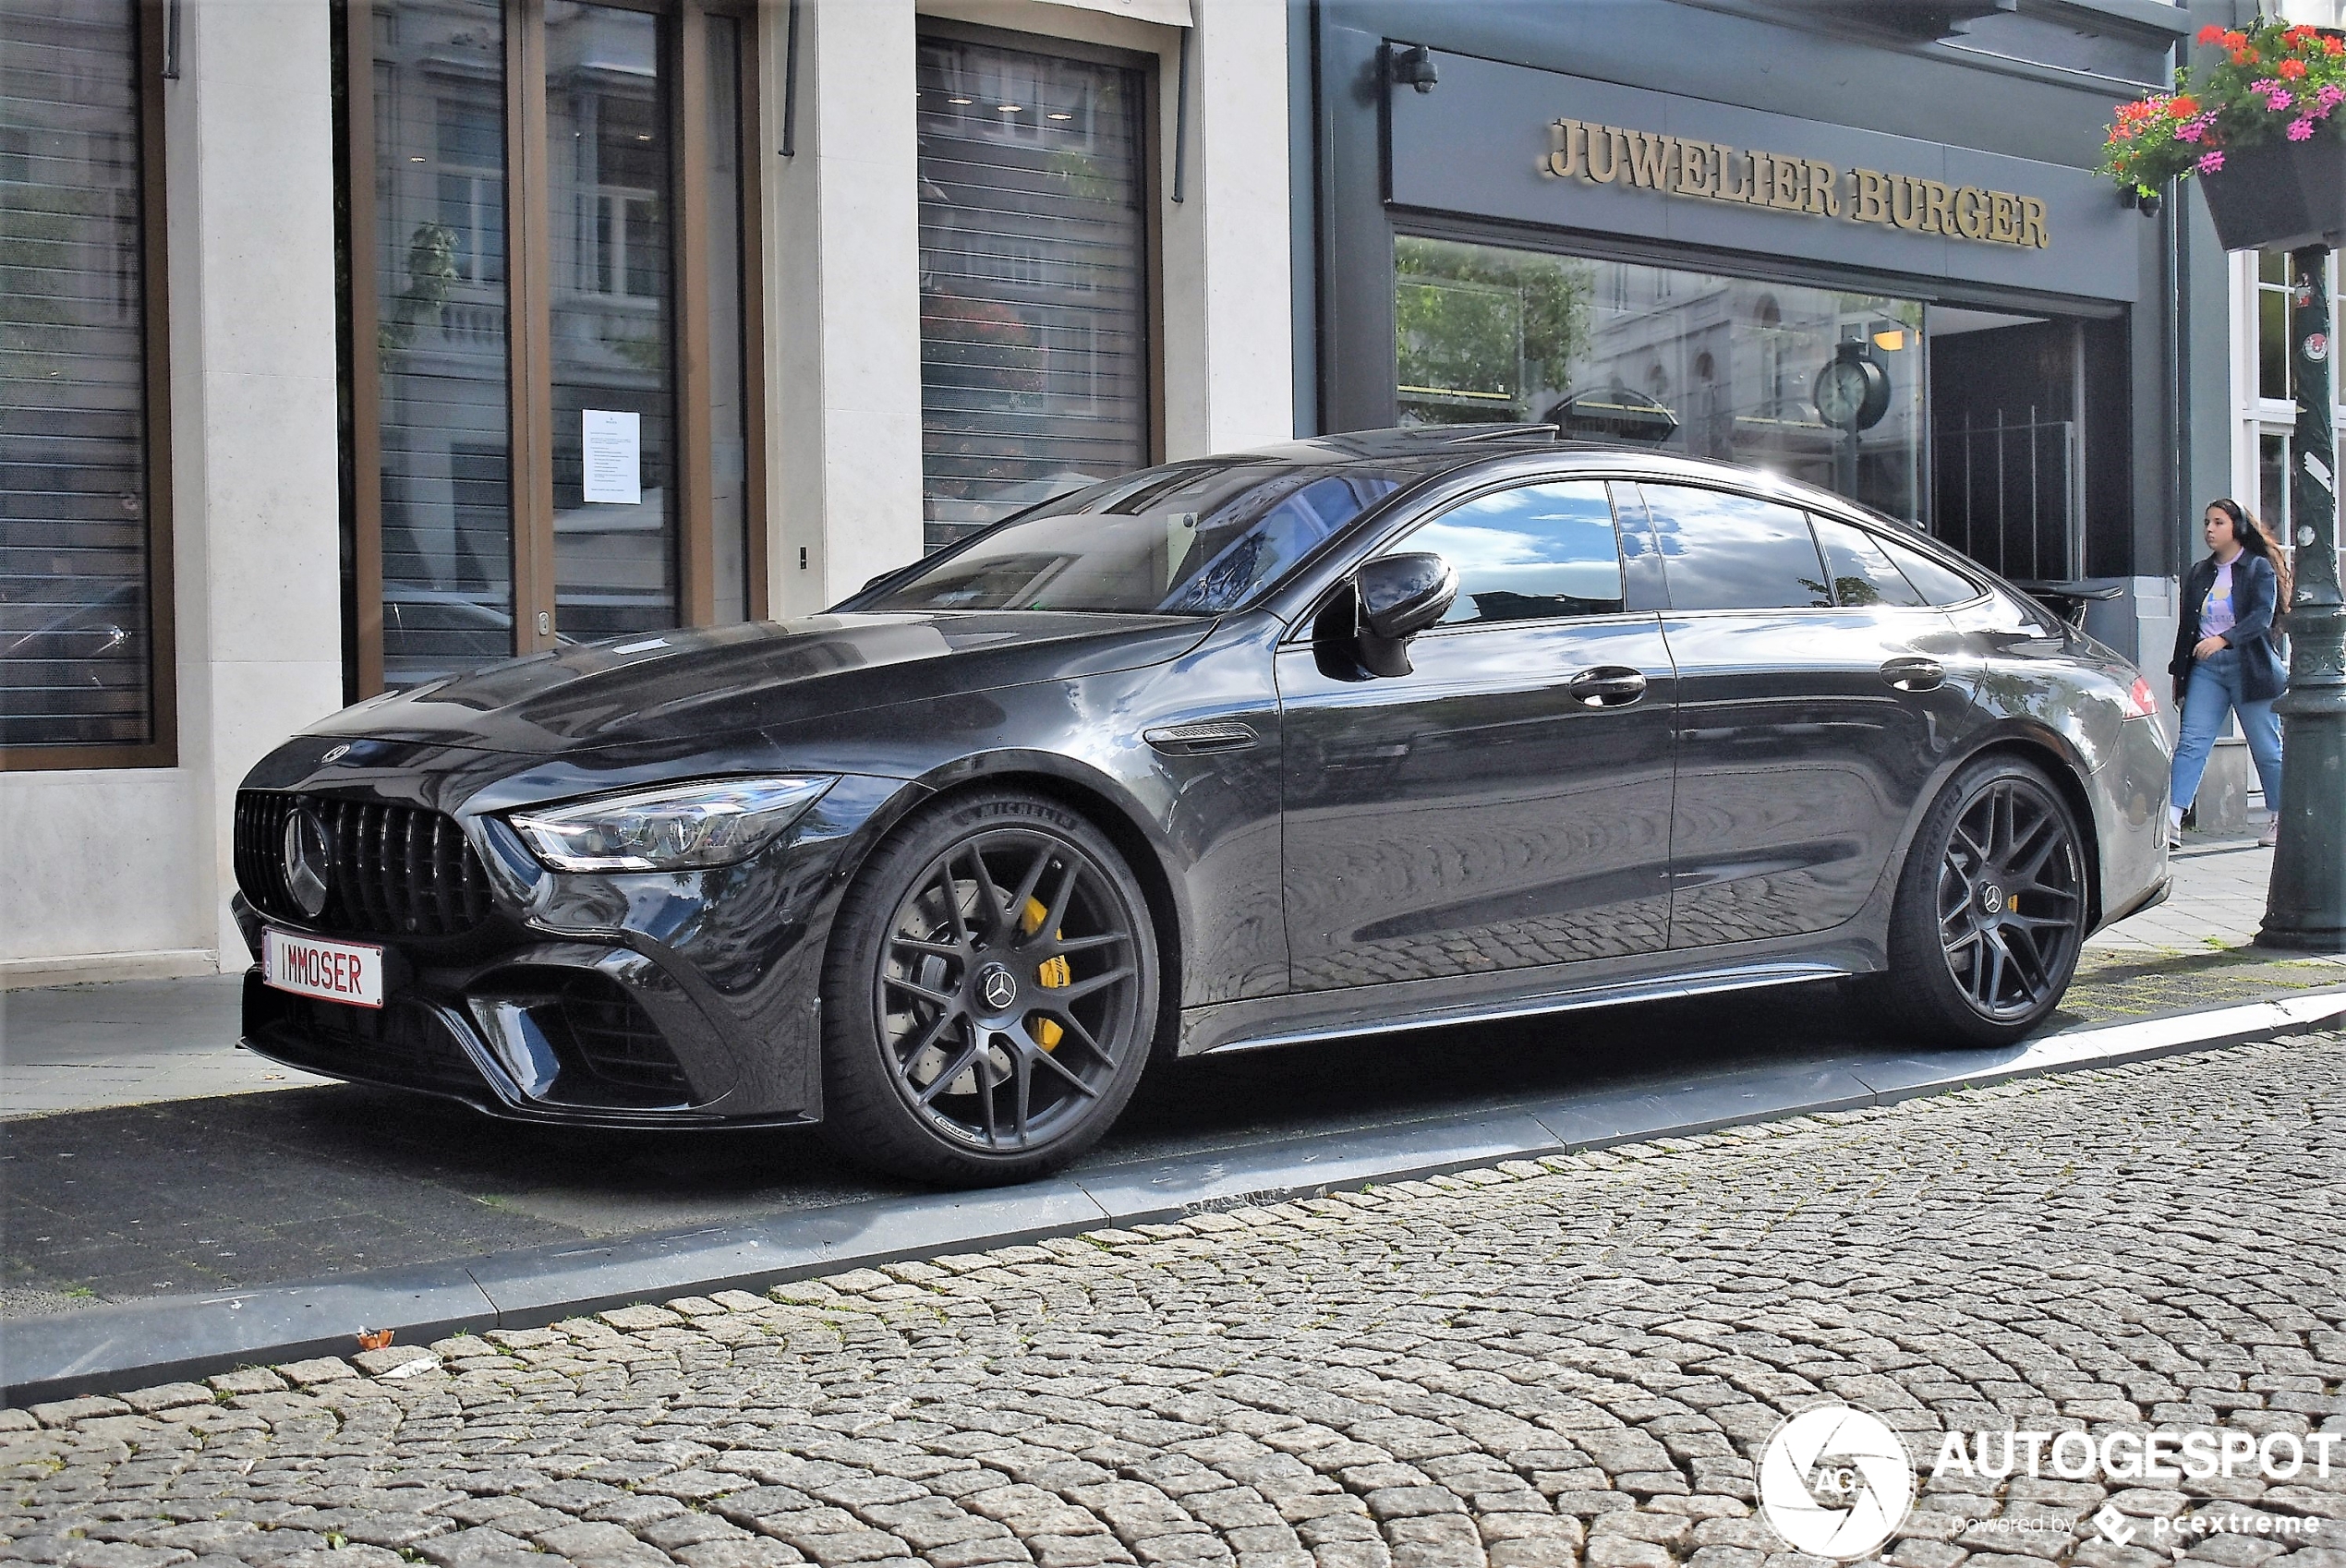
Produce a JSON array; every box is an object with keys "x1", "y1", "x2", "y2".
[{"x1": 2167, "y1": 498, "x2": 2292, "y2": 849}]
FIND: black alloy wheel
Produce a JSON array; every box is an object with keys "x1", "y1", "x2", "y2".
[
  {"x1": 1873, "y1": 757, "x2": 2087, "y2": 1046},
  {"x1": 819, "y1": 789, "x2": 1158, "y2": 1184}
]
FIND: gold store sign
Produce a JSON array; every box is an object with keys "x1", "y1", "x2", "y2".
[{"x1": 1542, "y1": 117, "x2": 2050, "y2": 250}]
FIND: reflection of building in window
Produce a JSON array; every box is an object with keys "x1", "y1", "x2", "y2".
[
  {"x1": 916, "y1": 35, "x2": 1148, "y2": 550},
  {"x1": 1393, "y1": 236, "x2": 1924, "y2": 522}
]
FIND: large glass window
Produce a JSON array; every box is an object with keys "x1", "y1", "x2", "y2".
[
  {"x1": 547, "y1": 2, "x2": 672, "y2": 644},
  {"x1": 0, "y1": 0, "x2": 169, "y2": 764},
  {"x1": 370, "y1": 0, "x2": 514, "y2": 686},
  {"x1": 1395, "y1": 236, "x2": 1924, "y2": 525},
  {"x1": 917, "y1": 35, "x2": 1150, "y2": 552},
  {"x1": 1397, "y1": 482, "x2": 1625, "y2": 625},
  {"x1": 345, "y1": 0, "x2": 761, "y2": 693}
]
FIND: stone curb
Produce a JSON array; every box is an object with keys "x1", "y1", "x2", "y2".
[{"x1": 5, "y1": 983, "x2": 2341, "y2": 1408}]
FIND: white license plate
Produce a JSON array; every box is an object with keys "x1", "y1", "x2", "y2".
[{"x1": 262, "y1": 929, "x2": 385, "y2": 1008}]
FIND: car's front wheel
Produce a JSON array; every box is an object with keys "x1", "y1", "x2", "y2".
[
  {"x1": 818, "y1": 788, "x2": 1159, "y2": 1185},
  {"x1": 1873, "y1": 755, "x2": 2088, "y2": 1046}
]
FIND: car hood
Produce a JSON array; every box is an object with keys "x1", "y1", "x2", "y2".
[{"x1": 307, "y1": 611, "x2": 1215, "y2": 754}]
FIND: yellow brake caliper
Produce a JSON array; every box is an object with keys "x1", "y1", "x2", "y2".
[{"x1": 1022, "y1": 895, "x2": 1070, "y2": 1049}]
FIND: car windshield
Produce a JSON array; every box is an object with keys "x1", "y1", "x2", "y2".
[{"x1": 865, "y1": 460, "x2": 1413, "y2": 616}]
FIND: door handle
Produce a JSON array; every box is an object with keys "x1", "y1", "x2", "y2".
[
  {"x1": 1881, "y1": 656, "x2": 1944, "y2": 693},
  {"x1": 1567, "y1": 667, "x2": 1648, "y2": 707}
]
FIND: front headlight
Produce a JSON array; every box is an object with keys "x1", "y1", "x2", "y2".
[{"x1": 509, "y1": 776, "x2": 837, "y2": 872}]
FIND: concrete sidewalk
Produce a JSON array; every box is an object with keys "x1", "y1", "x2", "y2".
[{"x1": 3, "y1": 828, "x2": 2340, "y2": 1122}]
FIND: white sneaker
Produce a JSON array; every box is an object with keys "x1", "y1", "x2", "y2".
[
  {"x1": 2260, "y1": 814, "x2": 2279, "y2": 848},
  {"x1": 2167, "y1": 818, "x2": 2184, "y2": 850}
]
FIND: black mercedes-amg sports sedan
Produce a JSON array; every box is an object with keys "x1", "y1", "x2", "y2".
[{"x1": 233, "y1": 427, "x2": 2171, "y2": 1183}]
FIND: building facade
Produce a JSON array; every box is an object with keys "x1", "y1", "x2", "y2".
[
  {"x1": 0, "y1": 0, "x2": 1292, "y2": 983},
  {"x1": 0, "y1": 0, "x2": 2294, "y2": 983}
]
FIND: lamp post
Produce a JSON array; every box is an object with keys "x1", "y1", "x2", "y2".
[{"x1": 2256, "y1": 244, "x2": 2346, "y2": 950}]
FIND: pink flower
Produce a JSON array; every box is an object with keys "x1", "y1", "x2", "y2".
[
  {"x1": 2176, "y1": 120, "x2": 2205, "y2": 141},
  {"x1": 2199, "y1": 150, "x2": 2226, "y2": 173},
  {"x1": 2265, "y1": 89, "x2": 2296, "y2": 110},
  {"x1": 2289, "y1": 116, "x2": 2316, "y2": 139},
  {"x1": 2319, "y1": 84, "x2": 2346, "y2": 109}
]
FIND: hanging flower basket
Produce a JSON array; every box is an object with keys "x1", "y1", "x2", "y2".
[
  {"x1": 2099, "y1": 19, "x2": 2346, "y2": 249},
  {"x1": 2198, "y1": 136, "x2": 2346, "y2": 252}
]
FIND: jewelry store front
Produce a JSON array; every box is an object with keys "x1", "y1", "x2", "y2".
[{"x1": 1297, "y1": 0, "x2": 2223, "y2": 667}]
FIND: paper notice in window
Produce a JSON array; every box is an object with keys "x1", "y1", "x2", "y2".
[{"x1": 581, "y1": 409, "x2": 642, "y2": 504}]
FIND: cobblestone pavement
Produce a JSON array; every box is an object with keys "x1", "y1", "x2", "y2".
[{"x1": 7, "y1": 1031, "x2": 2342, "y2": 1568}]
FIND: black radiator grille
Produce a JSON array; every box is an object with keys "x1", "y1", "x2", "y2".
[{"x1": 236, "y1": 791, "x2": 493, "y2": 939}]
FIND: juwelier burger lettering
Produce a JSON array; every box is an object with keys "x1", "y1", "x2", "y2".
[{"x1": 1542, "y1": 117, "x2": 2050, "y2": 249}]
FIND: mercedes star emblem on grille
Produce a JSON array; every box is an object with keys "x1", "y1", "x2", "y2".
[
  {"x1": 282, "y1": 805, "x2": 333, "y2": 919},
  {"x1": 320, "y1": 743, "x2": 351, "y2": 764}
]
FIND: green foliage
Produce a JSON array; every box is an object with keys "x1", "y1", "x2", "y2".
[
  {"x1": 1395, "y1": 237, "x2": 1590, "y2": 419},
  {"x1": 2099, "y1": 19, "x2": 2346, "y2": 197},
  {"x1": 379, "y1": 223, "x2": 460, "y2": 356}
]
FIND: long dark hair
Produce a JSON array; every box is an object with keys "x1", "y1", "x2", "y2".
[{"x1": 2207, "y1": 498, "x2": 2293, "y2": 608}]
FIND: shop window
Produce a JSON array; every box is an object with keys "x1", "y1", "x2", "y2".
[
  {"x1": 1393, "y1": 236, "x2": 1923, "y2": 525},
  {"x1": 340, "y1": 0, "x2": 764, "y2": 694},
  {"x1": 0, "y1": 0, "x2": 174, "y2": 768},
  {"x1": 917, "y1": 32, "x2": 1151, "y2": 553}
]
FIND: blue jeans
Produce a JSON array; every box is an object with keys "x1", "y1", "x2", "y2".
[{"x1": 2170, "y1": 647, "x2": 2285, "y2": 814}]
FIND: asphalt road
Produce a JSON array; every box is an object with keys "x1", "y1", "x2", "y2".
[
  {"x1": 6, "y1": 943, "x2": 2341, "y2": 1319},
  {"x1": 6, "y1": 1031, "x2": 2341, "y2": 1568}
]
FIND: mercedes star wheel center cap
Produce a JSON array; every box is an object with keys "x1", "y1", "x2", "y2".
[
  {"x1": 977, "y1": 963, "x2": 1019, "y2": 1013},
  {"x1": 1979, "y1": 883, "x2": 2006, "y2": 916},
  {"x1": 283, "y1": 806, "x2": 332, "y2": 919}
]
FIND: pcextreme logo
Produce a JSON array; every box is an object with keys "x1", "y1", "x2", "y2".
[{"x1": 1758, "y1": 1404, "x2": 1918, "y2": 1561}]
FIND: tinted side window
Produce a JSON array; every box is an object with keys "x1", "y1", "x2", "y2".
[
  {"x1": 1642, "y1": 485, "x2": 1832, "y2": 611},
  {"x1": 1812, "y1": 517, "x2": 1927, "y2": 608},
  {"x1": 1875, "y1": 533, "x2": 1984, "y2": 606},
  {"x1": 1398, "y1": 481, "x2": 1626, "y2": 625}
]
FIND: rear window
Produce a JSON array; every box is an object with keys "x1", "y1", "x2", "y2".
[
  {"x1": 1875, "y1": 532, "x2": 1984, "y2": 606},
  {"x1": 1811, "y1": 517, "x2": 1927, "y2": 608}
]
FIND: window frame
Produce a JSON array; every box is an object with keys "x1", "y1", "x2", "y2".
[
  {"x1": 334, "y1": 0, "x2": 767, "y2": 701},
  {"x1": 2, "y1": 0, "x2": 178, "y2": 772}
]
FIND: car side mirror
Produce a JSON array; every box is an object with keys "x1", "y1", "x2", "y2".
[{"x1": 1350, "y1": 552, "x2": 1457, "y2": 678}]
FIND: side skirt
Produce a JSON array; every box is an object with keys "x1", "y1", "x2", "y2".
[{"x1": 1180, "y1": 947, "x2": 1873, "y2": 1057}]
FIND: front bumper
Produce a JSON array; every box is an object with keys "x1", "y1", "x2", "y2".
[{"x1": 233, "y1": 764, "x2": 916, "y2": 1128}]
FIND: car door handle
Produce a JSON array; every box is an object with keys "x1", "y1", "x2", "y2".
[
  {"x1": 1567, "y1": 667, "x2": 1648, "y2": 707},
  {"x1": 1881, "y1": 657, "x2": 1944, "y2": 693}
]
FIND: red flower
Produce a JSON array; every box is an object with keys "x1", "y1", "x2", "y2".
[
  {"x1": 2328, "y1": 36, "x2": 2344, "y2": 56},
  {"x1": 2169, "y1": 94, "x2": 2199, "y2": 117},
  {"x1": 2198, "y1": 23, "x2": 2225, "y2": 43},
  {"x1": 2232, "y1": 46, "x2": 2262, "y2": 66},
  {"x1": 2222, "y1": 30, "x2": 2247, "y2": 48},
  {"x1": 2280, "y1": 58, "x2": 2309, "y2": 78}
]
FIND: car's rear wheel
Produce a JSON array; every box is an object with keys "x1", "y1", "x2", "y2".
[
  {"x1": 1873, "y1": 756, "x2": 2087, "y2": 1046},
  {"x1": 818, "y1": 788, "x2": 1158, "y2": 1185}
]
